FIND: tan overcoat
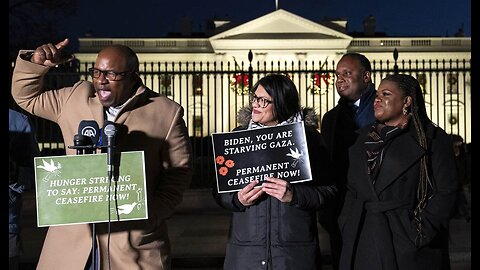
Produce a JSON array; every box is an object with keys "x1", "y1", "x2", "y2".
[{"x1": 12, "y1": 52, "x2": 193, "y2": 270}]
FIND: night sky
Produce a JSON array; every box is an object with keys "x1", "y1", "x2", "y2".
[{"x1": 61, "y1": 0, "x2": 471, "y2": 41}]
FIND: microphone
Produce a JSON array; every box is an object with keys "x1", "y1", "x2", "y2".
[
  {"x1": 69, "y1": 120, "x2": 100, "y2": 154},
  {"x1": 78, "y1": 120, "x2": 100, "y2": 151},
  {"x1": 103, "y1": 121, "x2": 117, "y2": 174},
  {"x1": 73, "y1": 134, "x2": 89, "y2": 155}
]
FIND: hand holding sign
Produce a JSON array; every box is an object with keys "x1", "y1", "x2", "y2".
[
  {"x1": 212, "y1": 122, "x2": 312, "y2": 193},
  {"x1": 262, "y1": 177, "x2": 293, "y2": 203},
  {"x1": 237, "y1": 180, "x2": 264, "y2": 207}
]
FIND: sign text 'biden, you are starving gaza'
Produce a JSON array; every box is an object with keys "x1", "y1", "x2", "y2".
[{"x1": 211, "y1": 121, "x2": 312, "y2": 193}]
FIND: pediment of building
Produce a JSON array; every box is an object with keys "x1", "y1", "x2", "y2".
[{"x1": 209, "y1": 9, "x2": 351, "y2": 51}]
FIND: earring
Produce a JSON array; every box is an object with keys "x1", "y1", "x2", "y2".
[{"x1": 403, "y1": 107, "x2": 408, "y2": 115}]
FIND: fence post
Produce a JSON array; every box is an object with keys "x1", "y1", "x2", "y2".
[
  {"x1": 248, "y1": 50, "x2": 253, "y2": 91},
  {"x1": 393, "y1": 48, "x2": 399, "y2": 74}
]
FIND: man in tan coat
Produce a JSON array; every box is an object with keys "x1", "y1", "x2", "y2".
[{"x1": 11, "y1": 38, "x2": 193, "y2": 270}]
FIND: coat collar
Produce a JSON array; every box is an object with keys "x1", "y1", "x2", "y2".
[
  {"x1": 373, "y1": 131, "x2": 425, "y2": 193},
  {"x1": 350, "y1": 125, "x2": 425, "y2": 196},
  {"x1": 88, "y1": 84, "x2": 148, "y2": 126},
  {"x1": 236, "y1": 106, "x2": 320, "y2": 129}
]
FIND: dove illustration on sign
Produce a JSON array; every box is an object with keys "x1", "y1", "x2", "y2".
[
  {"x1": 37, "y1": 159, "x2": 61, "y2": 172},
  {"x1": 115, "y1": 202, "x2": 138, "y2": 215},
  {"x1": 286, "y1": 148, "x2": 303, "y2": 168},
  {"x1": 37, "y1": 159, "x2": 62, "y2": 181}
]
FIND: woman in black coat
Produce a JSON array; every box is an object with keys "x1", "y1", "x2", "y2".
[
  {"x1": 338, "y1": 74, "x2": 459, "y2": 270},
  {"x1": 213, "y1": 74, "x2": 336, "y2": 270}
]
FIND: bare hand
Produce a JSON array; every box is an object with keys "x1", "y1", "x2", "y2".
[
  {"x1": 262, "y1": 177, "x2": 293, "y2": 203},
  {"x1": 237, "y1": 180, "x2": 264, "y2": 207},
  {"x1": 30, "y1": 38, "x2": 74, "y2": 67}
]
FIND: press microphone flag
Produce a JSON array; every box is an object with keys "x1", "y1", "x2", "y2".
[
  {"x1": 70, "y1": 120, "x2": 100, "y2": 154},
  {"x1": 78, "y1": 120, "x2": 100, "y2": 146}
]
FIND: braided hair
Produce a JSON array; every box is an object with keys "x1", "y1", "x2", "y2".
[{"x1": 381, "y1": 74, "x2": 433, "y2": 246}]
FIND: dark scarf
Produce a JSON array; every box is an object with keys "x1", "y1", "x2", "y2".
[
  {"x1": 365, "y1": 123, "x2": 406, "y2": 183},
  {"x1": 336, "y1": 83, "x2": 376, "y2": 129},
  {"x1": 355, "y1": 83, "x2": 376, "y2": 128}
]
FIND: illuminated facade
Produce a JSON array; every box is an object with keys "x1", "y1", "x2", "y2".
[{"x1": 75, "y1": 9, "x2": 471, "y2": 142}]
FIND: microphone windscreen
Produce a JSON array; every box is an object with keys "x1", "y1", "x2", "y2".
[
  {"x1": 103, "y1": 121, "x2": 117, "y2": 137},
  {"x1": 78, "y1": 120, "x2": 100, "y2": 145},
  {"x1": 100, "y1": 121, "x2": 117, "y2": 147}
]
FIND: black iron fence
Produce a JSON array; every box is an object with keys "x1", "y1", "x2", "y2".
[{"x1": 9, "y1": 53, "x2": 471, "y2": 188}]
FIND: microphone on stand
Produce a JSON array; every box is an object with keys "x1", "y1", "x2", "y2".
[
  {"x1": 78, "y1": 120, "x2": 100, "y2": 154},
  {"x1": 103, "y1": 121, "x2": 121, "y2": 225},
  {"x1": 103, "y1": 121, "x2": 117, "y2": 176},
  {"x1": 70, "y1": 120, "x2": 100, "y2": 154},
  {"x1": 69, "y1": 120, "x2": 100, "y2": 268}
]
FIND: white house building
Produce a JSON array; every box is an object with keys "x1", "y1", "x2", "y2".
[{"x1": 74, "y1": 9, "x2": 471, "y2": 142}]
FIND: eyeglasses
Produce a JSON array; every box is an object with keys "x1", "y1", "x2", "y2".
[
  {"x1": 88, "y1": 68, "x2": 133, "y2": 81},
  {"x1": 249, "y1": 93, "x2": 272, "y2": 108}
]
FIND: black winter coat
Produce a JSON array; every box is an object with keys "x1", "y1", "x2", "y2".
[
  {"x1": 214, "y1": 108, "x2": 335, "y2": 270},
  {"x1": 338, "y1": 122, "x2": 459, "y2": 270}
]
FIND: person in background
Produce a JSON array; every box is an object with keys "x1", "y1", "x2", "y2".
[
  {"x1": 318, "y1": 52, "x2": 376, "y2": 270},
  {"x1": 11, "y1": 38, "x2": 193, "y2": 270},
  {"x1": 9, "y1": 108, "x2": 40, "y2": 270},
  {"x1": 338, "y1": 74, "x2": 459, "y2": 270},
  {"x1": 449, "y1": 134, "x2": 471, "y2": 222},
  {"x1": 213, "y1": 74, "x2": 336, "y2": 269}
]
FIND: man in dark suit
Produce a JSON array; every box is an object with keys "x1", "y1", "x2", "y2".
[{"x1": 319, "y1": 52, "x2": 376, "y2": 270}]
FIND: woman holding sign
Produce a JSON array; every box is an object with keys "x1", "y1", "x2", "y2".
[{"x1": 213, "y1": 74, "x2": 336, "y2": 269}]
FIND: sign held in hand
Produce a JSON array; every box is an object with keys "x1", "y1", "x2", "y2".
[{"x1": 212, "y1": 122, "x2": 312, "y2": 193}]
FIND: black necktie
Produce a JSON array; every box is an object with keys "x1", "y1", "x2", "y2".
[{"x1": 352, "y1": 104, "x2": 360, "y2": 127}]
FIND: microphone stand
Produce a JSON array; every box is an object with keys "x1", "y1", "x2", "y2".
[
  {"x1": 103, "y1": 122, "x2": 118, "y2": 269},
  {"x1": 71, "y1": 122, "x2": 117, "y2": 269},
  {"x1": 104, "y1": 123, "x2": 118, "y2": 220},
  {"x1": 69, "y1": 135, "x2": 97, "y2": 270}
]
